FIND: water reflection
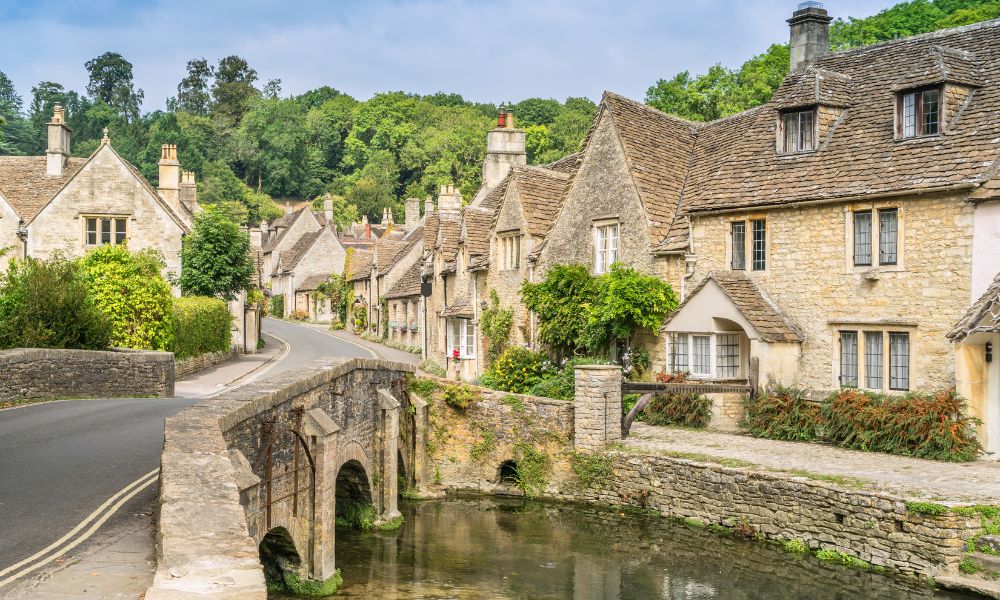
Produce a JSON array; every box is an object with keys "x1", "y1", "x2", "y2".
[{"x1": 272, "y1": 498, "x2": 976, "y2": 599}]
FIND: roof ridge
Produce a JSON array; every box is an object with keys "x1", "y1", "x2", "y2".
[
  {"x1": 602, "y1": 90, "x2": 702, "y2": 129},
  {"x1": 822, "y1": 17, "x2": 1000, "y2": 60},
  {"x1": 513, "y1": 164, "x2": 571, "y2": 180}
]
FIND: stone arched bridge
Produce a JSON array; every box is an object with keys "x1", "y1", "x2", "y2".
[{"x1": 145, "y1": 358, "x2": 419, "y2": 600}]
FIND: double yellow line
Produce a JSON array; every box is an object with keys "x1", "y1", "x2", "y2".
[{"x1": 0, "y1": 468, "x2": 160, "y2": 590}]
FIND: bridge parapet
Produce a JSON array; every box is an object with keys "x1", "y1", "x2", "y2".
[{"x1": 146, "y1": 357, "x2": 415, "y2": 600}]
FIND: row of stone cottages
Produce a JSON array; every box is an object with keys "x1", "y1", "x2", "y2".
[
  {"x1": 324, "y1": 7, "x2": 997, "y2": 455},
  {"x1": 0, "y1": 106, "x2": 263, "y2": 352}
]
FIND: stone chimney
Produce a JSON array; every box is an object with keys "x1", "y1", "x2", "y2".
[
  {"x1": 479, "y1": 108, "x2": 526, "y2": 197},
  {"x1": 249, "y1": 226, "x2": 263, "y2": 248},
  {"x1": 158, "y1": 144, "x2": 181, "y2": 210},
  {"x1": 438, "y1": 184, "x2": 462, "y2": 214},
  {"x1": 322, "y1": 193, "x2": 334, "y2": 227},
  {"x1": 788, "y1": 2, "x2": 832, "y2": 72},
  {"x1": 404, "y1": 197, "x2": 420, "y2": 227},
  {"x1": 424, "y1": 196, "x2": 434, "y2": 217},
  {"x1": 46, "y1": 104, "x2": 71, "y2": 177},
  {"x1": 179, "y1": 171, "x2": 198, "y2": 213},
  {"x1": 363, "y1": 214, "x2": 371, "y2": 239}
]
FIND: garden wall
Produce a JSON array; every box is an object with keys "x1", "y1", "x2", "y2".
[
  {"x1": 174, "y1": 348, "x2": 241, "y2": 379},
  {"x1": 0, "y1": 347, "x2": 174, "y2": 403}
]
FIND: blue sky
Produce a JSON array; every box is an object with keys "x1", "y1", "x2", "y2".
[{"x1": 0, "y1": 0, "x2": 897, "y2": 111}]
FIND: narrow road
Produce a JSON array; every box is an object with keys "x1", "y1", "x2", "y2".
[{"x1": 0, "y1": 318, "x2": 370, "y2": 586}]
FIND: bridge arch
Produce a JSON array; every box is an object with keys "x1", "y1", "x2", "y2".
[{"x1": 258, "y1": 526, "x2": 302, "y2": 587}]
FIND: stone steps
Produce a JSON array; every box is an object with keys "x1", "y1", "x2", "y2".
[
  {"x1": 971, "y1": 552, "x2": 1000, "y2": 574},
  {"x1": 936, "y1": 575, "x2": 1000, "y2": 598}
]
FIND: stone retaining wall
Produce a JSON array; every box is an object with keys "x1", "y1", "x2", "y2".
[
  {"x1": 174, "y1": 348, "x2": 241, "y2": 379},
  {"x1": 0, "y1": 348, "x2": 174, "y2": 403}
]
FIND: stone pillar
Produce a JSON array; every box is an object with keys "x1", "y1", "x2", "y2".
[
  {"x1": 410, "y1": 394, "x2": 430, "y2": 491},
  {"x1": 573, "y1": 365, "x2": 622, "y2": 451},
  {"x1": 302, "y1": 409, "x2": 341, "y2": 581},
  {"x1": 377, "y1": 389, "x2": 402, "y2": 520}
]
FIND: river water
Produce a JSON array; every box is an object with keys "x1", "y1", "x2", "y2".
[{"x1": 273, "y1": 498, "x2": 977, "y2": 599}]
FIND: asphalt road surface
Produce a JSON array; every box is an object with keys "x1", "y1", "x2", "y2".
[{"x1": 0, "y1": 318, "x2": 370, "y2": 575}]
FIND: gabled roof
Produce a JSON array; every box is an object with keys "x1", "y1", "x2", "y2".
[
  {"x1": 600, "y1": 92, "x2": 698, "y2": 251},
  {"x1": 436, "y1": 214, "x2": 462, "y2": 259},
  {"x1": 461, "y1": 206, "x2": 493, "y2": 257},
  {"x1": 264, "y1": 207, "x2": 314, "y2": 252},
  {"x1": 385, "y1": 225, "x2": 424, "y2": 273},
  {"x1": 478, "y1": 174, "x2": 509, "y2": 212},
  {"x1": 346, "y1": 249, "x2": 373, "y2": 282},
  {"x1": 891, "y1": 45, "x2": 982, "y2": 91},
  {"x1": 543, "y1": 152, "x2": 583, "y2": 174},
  {"x1": 0, "y1": 156, "x2": 88, "y2": 220},
  {"x1": 423, "y1": 212, "x2": 440, "y2": 254},
  {"x1": 384, "y1": 261, "x2": 423, "y2": 299},
  {"x1": 949, "y1": 272, "x2": 1000, "y2": 341},
  {"x1": 373, "y1": 233, "x2": 409, "y2": 272},
  {"x1": 509, "y1": 166, "x2": 572, "y2": 239},
  {"x1": 771, "y1": 67, "x2": 853, "y2": 109},
  {"x1": 663, "y1": 271, "x2": 803, "y2": 343},
  {"x1": 279, "y1": 229, "x2": 322, "y2": 273}
]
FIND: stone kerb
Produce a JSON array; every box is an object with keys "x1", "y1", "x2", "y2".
[
  {"x1": 0, "y1": 347, "x2": 174, "y2": 403},
  {"x1": 573, "y1": 365, "x2": 622, "y2": 451},
  {"x1": 146, "y1": 357, "x2": 414, "y2": 600}
]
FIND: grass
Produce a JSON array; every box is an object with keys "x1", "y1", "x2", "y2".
[
  {"x1": 657, "y1": 450, "x2": 756, "y2": 469},
  {"x1": 814, "y1": 549, "x2": 871, "y2": 570},
  {"x1": 777, "y1": 469, "x2": 869, "y2": 489},
  {"x1": 501, "y1": 395, "x2": 525, "y2": 413},
  {"x1": 783, "y1": 539, "x2": 808, "y2": 554},
  {"x1": 408, "y1": 376, "x2": 440, "y2": 398},
  {"x1": 906, "y1": 501, "x2": 950, "y2": 515},
  {"x1": 279, "y1": 570, "x2": 343, "y2": 597},
  {"x1": 377, "y1": 515, "x2": 405, "y2": 531},
  {"x1": 960, "y1": 557, "x2": 980, "y2": 574}
]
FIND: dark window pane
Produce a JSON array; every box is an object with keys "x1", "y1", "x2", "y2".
[
  {"x1": 840, "y1": 331, "x2": 858, "y2": 387},
  {"x1": 853, "y1": 211, "x2": 872, "y2": 266},
  {"x1": 731, "y1": 221, "x2": 746, "y2": 270},
  {"x1": 799, "y1": 110, "x2": 814, "y2": 150},
  {"x1": 879, "y1": 209, "x2": 898, "y2": 265},
  {"x1": 100, "y1": 218, "x2": 112, "y2": 244},
  {"x1": 783, "y1": 112, "x2": 796, "y2": 152},
  {"x1": 85, "y1": 218, "x2": 97, "y2": 245},
  {"x1": 751, "y1": 220, "x2": 766, "y2": 271},
  {"x1": 865, "y1": 332, "x2": 883, "y2": 389},
  {"x1": 115, "y1": 218, "x2": 127, "y2": 244},
  {"x1": 922, "y1": 89, "x2": 939, "y2": 135},
  {"x1": 889, "y1": 332, "x2": 910, "y2": 391}
]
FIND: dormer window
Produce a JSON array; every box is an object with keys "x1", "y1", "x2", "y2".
[
  {"x1": 780, "y1": 108, "x2": 816, "y2": 153},
  {"x1": 897, "y1": 88, "x2": 940, "y2": 138}
]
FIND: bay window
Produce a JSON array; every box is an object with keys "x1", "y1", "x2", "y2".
[{"x1": 667, "y1": 332, "x2": 744, "y2": 379}]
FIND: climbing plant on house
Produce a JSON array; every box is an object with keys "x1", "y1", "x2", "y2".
[
  {"x1": 520, "y1": 264, "x2": 601, "y2": 357},
  {"x1": 480, "y1": 289, "x2": 513, "y2": 367}
]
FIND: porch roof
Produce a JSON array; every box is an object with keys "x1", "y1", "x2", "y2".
[{"x1": 949, "y1": 272, "x2": 1000, "y2": 342}]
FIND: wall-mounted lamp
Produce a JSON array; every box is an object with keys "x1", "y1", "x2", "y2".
[
  {"x1": 16, "y1": 224, "x2": 27, "y2": 241},
  {"x1": 684, "y1": 254, "x2": 697, "y2": 275},
  {"x1": 987, "y1": 342, "x2": 993, "y2": 364}
]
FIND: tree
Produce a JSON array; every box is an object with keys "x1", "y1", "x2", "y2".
[
  {"x1": 581, "y1": 264, "x2": 678, "y2": 353},
  {"x1": 180, "y1": 207, "x2": 253, "y2": 300},
  {"x1": 84, "y1": 52, "x2": 144, "y2": 123},
  {"x1": 81, "y1": 245, "x2": 175, "y2": 351},
  {"x1": 169, "y1": 58, "x2": 214, "y2": 115},
  {"x1": 310, "y1": 193, "x2": 359, "y2": 230},
  {"x1": 262, "y1": 78, "x2": 282, "y2": 99},
  {"x1": 212, "y1": 55, "x2": 259, "y2": 123},
  {"x1": 0, "y1": 253, "x2": 111, "y2": 350},
  {"x1": 520, "y1": 264, "x2": 601, "y2": 356},
  {"x1": 0, "y1": 70, "x2": 22, "y2": 119},
  {"x1": 346, "y1": 177, "x2": 396, "y2": 222}
]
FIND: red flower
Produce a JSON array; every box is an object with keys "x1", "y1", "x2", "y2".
[{"x1": 452, "y1": 348, "x2": 460, "y2": 359}]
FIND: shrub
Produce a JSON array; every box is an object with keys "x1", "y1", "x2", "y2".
[
  {"x1": 443, "y1": 384, "x2": 475, "y2": 410},
  {"x1": 81, "y1": 245, "x2": 175, "y2": 351},
  {"x1": 526, "y1": 356, "x2": 613, "y2": 400},
  {"x1": 0, "y1": 254, "x2": 111, "y2": 350},
  {"x1": 329, "y1": 320, "x2": 345, "y2": 330},
  {"x1": 353, "y1": 305, "x2": 368, "y2": 333},
  {"x1": 271, "y1": 294, "x2": 284, "y2": 317},
  {"x1": 643, "y1": 393, "x2": 713, "y2": 428},
  {"x1": 484, "y1": 347, "x2": 547, "y2": 394},
  {"x1": 290, "y1": 309, "x2": 309, "y2": 321},
  {"x1": 419, "y1": 358, "x2": 446, "y2": 377},
  {"x1": 172, "y1": 296, "x2": 232, "y2": 359},
  {"x1": 741, "y1": 385, "x2": 822, "y2": 441},
  {"x1": 823, "y1": 388, "x2": 982, "y2": 461}
]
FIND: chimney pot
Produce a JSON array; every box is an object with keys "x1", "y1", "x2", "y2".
[{"x1": 788, "y1": 3, "x2": 832, "y2": 72}]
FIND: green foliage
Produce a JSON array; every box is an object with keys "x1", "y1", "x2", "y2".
[
  {"x1": 480, "y1": 290, "x2": 514, "y2": 367},
  {"x1": 521, "y1": 264, "x2": 600, "y2": 355},
  {"x1": 353, "y1": 304, "x2": 368, "y2": 333},
  {"x1": 741, "y1": 385, "x2": 822, "y2": 442},
  {"x1": 443, "y1": 384, "x2": 476, "y2": 410},
  {"x1": 513, "y1": 443, "x2": 550, "y2": 498},
  {"x1": 81, "y1": 245, "x2": 175, "y2": 351},
  {"x1": 408, "y1": 376, "x2": 441, "y2": 398},
  {"x1": 379, "y1": 297, "x2": 388, "y2": 340},
  {"x1": 642, "y1": 393, "x2": 713, "y2": 428},
  {"x1": 783, "y1": 539, "x2": 809, "y2": 555},
  {"x1": 526, "y1": 357, "x2": 613, "y2": 400},
  {"x1": 960, "y1": 557, "x2": 980, "y2": 574},
  {"x1": 814, "y1": 549, "x2": 871, "y2": 570},
  {"x1": 171, "y1": 296, "x2": 232, "y2": 359},
  {"x1": 314, "y1": 274, "x2": 351, "y2": 323},
  {"x1": 84, "y1": 52, "x2": 144, "y2": 123},
  {"x1": 310, "y1": 193, "x2": 358, "y2": 230},
  {"x1": 418, "y1": 358, "x2": 446, "y2": 377},
  {"x1": 470, "y1": 428, "x2": 496, "y2": 462},
  {"x1": 336, "y1": 502, "x2": 377, "y2": 530},
  {"x1": 280, "y1": 570, "x2": 343, "y2": 597},
  {"x1": 823, "y1": 388, "x2": 983, "y2": 461},
  {"x1": 744, "y1": 386, "x2": 983, "y2": 461},
  {"x1": 270, "y1": 294, "x2": 284, "y2": 317},
  {"x1": 484, "y1": 347, "x2": 546, "y2": 394},
  {"x1": 0, "y1": 254, "x2": 111, "y2": 350},
  {"x1": 571, "y1": 452, "x2": 614, "y2": 488},
  {"x1": 180, "y1": 207, "x2": 253, "y2": 300},
  {"x1": 829, "y1": 0, "x2": 1000, "y2": 50},
  {"x1": 906, "y1": 501, "x2": 950, "y2": 515}
]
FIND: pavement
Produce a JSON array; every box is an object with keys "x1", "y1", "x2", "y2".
[
  {"x1": 626, "y1": 422, "x2": 1000, "y2": 503},
  {"x1": 0, "y1": 318, "x2": 372, "y2": 598}
]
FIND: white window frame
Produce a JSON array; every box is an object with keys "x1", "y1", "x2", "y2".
[
  {"x1": 498, "y1": 232, "x2": 521, "y2": 271},
  {"x1": 666, "y1": 332, "x2": 745, "y2": 380},
  {"x1": 83, "y1": 215, "x2": 129, "y2": 247},
  {"x1": 593, "y1": 220, "x2": 619, "y2": 274},
  {"x1": 447, "y1": 318, "x2": 475, "y2": 359}
]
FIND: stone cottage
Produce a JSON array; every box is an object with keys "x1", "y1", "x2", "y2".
[{"x1": 0, "y1": 105, "x2": 195, "y2": 277}]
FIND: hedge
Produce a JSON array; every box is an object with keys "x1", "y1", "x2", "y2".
[{"x1": 172, "y1": 296, "x2": 233, "y2": 360}]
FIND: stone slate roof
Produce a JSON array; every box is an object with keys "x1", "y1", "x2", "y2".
[
  {"x1": 891, "y1": 45, "x2": 982, "y2": 90},
  {"x1": 682, "y1": 20, "x2": 1000, "y2": 215},
  {"x1": 477, "y1": 174, "x2": 509, "y2": 212},
  {"x1": 663, "y1": 271, "x2": 803, "y2": 343},
  {"x1": 386, "y1": 225, "x2": 424, "y2": 272},
  {"x1": 264, "y1": 208, "x2": 307, "y2": 252},
  {"x1": 440, "y1": 301, "x2": 473, "y2": 318},
  {"x1": 461, "y1": 206, "x2": 493, "y2": 257},
  {"x1": 949, "y1": 273, "x2": 1000, "y2": 341},
  {"x1": 510, "y1": 166, "x2": 573, "y2": 239},
  {"x1": 346, "y1": 249, "x2": 373, "y2": 282},
  {"x1": 600, "y1": 93, "x2": 698, "y2": 253},
  {"x1": 297, "y1": 273, "x2": 332, "y2": 291},
  {"x1": 437, "y1": 215, "x2": 462, "y2": 259},
  {"x1": 423, "y1": 212, "x2": 440, "y2": 254},
  {"x1": 279, "y1": 229, "x2": 321, "y2": 273},
  {"x1": 373, "y1": 233, "x2": 409, "y2": 274},
  {"x1": 543, "y1": 152, "x2": 584, "y2": 174},
  {"x1": 771, "y1": 67, "x2": 853, "y2": 109},
  {"x1": 384, "y1": 261, "x2": 423, "y2": 299},
  {"x1": 0, "y1": 157, "x2": 88, "y2": 220}
]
